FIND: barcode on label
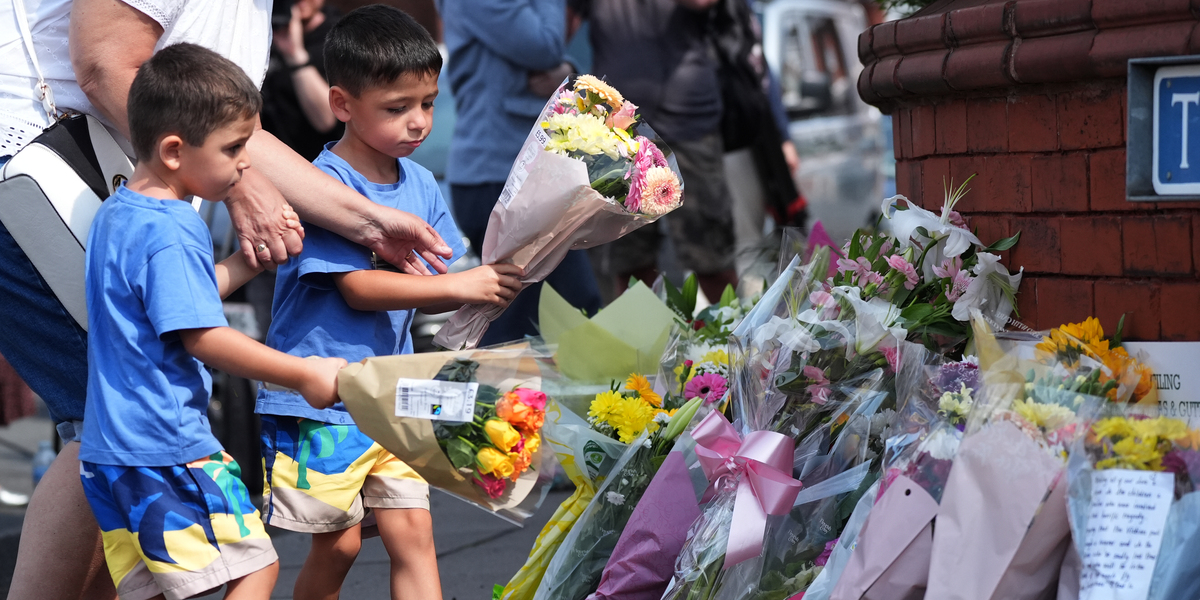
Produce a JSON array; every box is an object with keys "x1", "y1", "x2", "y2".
[{"x1": 394, "y1": 379, "x2": 478, "y2": 421}]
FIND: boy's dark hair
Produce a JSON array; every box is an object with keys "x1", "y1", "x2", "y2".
[
  {"x1": 127, "y1": 43, "x2": 262, "y2": 161},
  {"x1": 324, "y1": 4, "x2": 442, "y2": 97}
]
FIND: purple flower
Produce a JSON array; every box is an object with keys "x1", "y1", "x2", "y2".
[
  {"x1": 814, "y1": 538, "x2": 838, "y2": 567},
  {"x1": 932, "y1": 360, "x2": 980, "y2": 395},
  {"x1": 685, "y1": 373, "x2": 729, "y2": 404}
]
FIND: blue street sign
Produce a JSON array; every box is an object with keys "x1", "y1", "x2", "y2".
[{"x1": 1154, "y1": 64, "x2": 1200, "y2": 194}]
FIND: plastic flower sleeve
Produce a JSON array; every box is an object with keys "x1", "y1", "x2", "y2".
[
  {"x1": 502, "y1": 401, "x2": 628, "y2": 600},
  {"x1": 802, "y1": 477, "x2": 882, "y2": 600},
  {"x1": 661, "y1": 477, "x2": 739, "y2": 600}
]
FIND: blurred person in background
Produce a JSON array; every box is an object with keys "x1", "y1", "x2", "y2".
[
  {"x1": 439, "y1": 0, "x2": 602, "y2": 345},
  {"x1": 580, "y1": 0, "x2": 739, "y2": 304}
]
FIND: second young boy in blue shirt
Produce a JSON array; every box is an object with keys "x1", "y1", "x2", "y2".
[{"x1": 255, "y1": 6, "x2": 524, "y2": 600}]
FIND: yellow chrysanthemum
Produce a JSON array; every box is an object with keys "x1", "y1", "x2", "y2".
[
  {"x1": 1092, "y1": 417, "x2": 1135, "y2": 441},
  {"x1": 1036, "y1": 318, "x2": 1110, "y2": 365},
  {"x1": 1131, "y1": 417, "x2": 1189, "y2": 442},
  {"x1": 625, "y1": 374, "x2": 662, "y2": 407},
  {"x1": 589, "y1": 390, "x2": 624, "y2": 423},
  {"x1": 611, "y1": 395, "x2": 659, "y2": 443},
  {"x1": 700, "y1": 350, "x2": 730, "y2": 367},
  {"x1": 1109, "y1": 436, "x2": 1163, "y2": 470},
  {"x1": 1012, "y1": 398, "x2": 1075, "y2": 431},
  {"x1": 574, "y1": 74, "x2": 624, "y2": 108},
  {"x1": 542, "y1": 112, "x2": 624, "y2": 160}
]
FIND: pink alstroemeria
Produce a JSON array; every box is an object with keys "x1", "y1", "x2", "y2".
[
  {"x1": 932, "y1": 256, "x2": 963, "y2": 279},
  {"x1": 880, "y1": 345, "x2": 900, "y2": 373},
  {"x1": 945, "y1": 270, "x2": 973, "y2": 302},
  {"x1": 803, "y1": 366, "x2": 832, "y2": 405},
  {"x1": 885, "y1": 255, "x2": 919, "y2": 290},
  {"x1": 836, "y1": 256, "x2": 873, "y2": 283}
]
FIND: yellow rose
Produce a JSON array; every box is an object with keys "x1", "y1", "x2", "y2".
[
  {"x1": 484, "y1": 419, "x2": 522, "y2": 453},
  {"x1": 477, "y1": 447, "x2": 515, "y2": 479},
  {"x1": 523, "y1": 433, "x2": 541, "y2": 455}
]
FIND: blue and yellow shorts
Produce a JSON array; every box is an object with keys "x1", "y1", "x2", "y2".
[
  {"x1": 80, "y1": 452, "x2": 276, "y2": 600},
  {"x1": 260, "y1": 415, "x2": 429, "y2": 534}
]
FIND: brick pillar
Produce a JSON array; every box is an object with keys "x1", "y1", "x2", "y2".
[{"x1": 860, "y1": 0, "x2": 1200, "y2": 341}]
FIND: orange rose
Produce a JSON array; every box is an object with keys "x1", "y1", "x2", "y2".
[
  {"x1": 497, "y1": 396, "x2": 545, "y2": 434},
  {"x1": 509, "y1": 449, "x2": 533, "y2": 477}
]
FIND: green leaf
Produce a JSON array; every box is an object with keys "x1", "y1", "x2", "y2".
[
  {"x1": 900, "y1": 302, "x2": 936, "y2": 324},
  {"x1": 719, "y1": 284, "x2": 738, "y2": 308},
  {"x1": 984, "y1": 231, "x2": 1022, "y2": 253},
  {"x1": 493, "y1": 584, "x2": 504, "y2": 600},
  {"x1": 681, "y1": 274, "x2": 699, "y2": 318},
  {"x1": 915, "y1": 226, "x2": 931, "y2": 240},
  {"x1": 662, "y1": 277, "x2": 690, "y2": 322},
  {"x1": 446, "y1": 438, "x2": 476, "y2": 470},
  {"x1": 1113, "y1": 313, "x2": 1126, "y2": 347},
  {"x1": 849, "y1": 231, "x2": 865, "y2": 260}
]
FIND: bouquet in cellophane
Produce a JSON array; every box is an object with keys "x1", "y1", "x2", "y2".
[
  {"x1": 1063, "y1": 405, "x2": 1200, "y2": 600},
  {"x1": 825, "y1": 350, "x2": 979, "y2": 600},
  {"x1": 338, "y1": 345, "x2": 553, "y2": 521},
  {"x1": 436, "y1": 75, "x2": 684, "y2": 350}
]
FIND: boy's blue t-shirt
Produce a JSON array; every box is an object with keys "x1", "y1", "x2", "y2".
[
  {"x1": 255, "y1": 144, "x2": 466, "y2": 424},
  {"x1": 80, "y1": 186, "x2": 229, "y2": 467}
]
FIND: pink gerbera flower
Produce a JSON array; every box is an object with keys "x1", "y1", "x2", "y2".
[
  {"x1": 685, "y1": 373, "x2": 729, "y2": 404},
  {"x1": 637, "y1": 167, "x2": 682, "y2": 216}
]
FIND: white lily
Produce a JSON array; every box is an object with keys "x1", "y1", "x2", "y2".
[
  {"x1": 752, "y1": 315, "x2": 820, "y2": 354},
  {"x1": 951, "y1": 252, "x2": 1024, "y2": 324},
  {"x1": 834, "y1": 287, "x2": 907, "y2": 355},
  {"x1": 882, "y1": 176, "x2": 982, "y2": 260}
]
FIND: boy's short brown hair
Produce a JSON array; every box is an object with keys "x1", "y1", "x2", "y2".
[
  {"x1": 127, "y1": 43, "x2": 262, "y2": 161},
  {"x1": 323, "y1": 4, "x2": 442, "y2": 97}
]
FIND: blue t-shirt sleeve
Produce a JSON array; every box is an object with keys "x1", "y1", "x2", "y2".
[
  {"x1": 295, "y1": 223, "x2": 373, "y2": 290},
  {"x1": 140, "y1": 243, "x2": 228, "y2": 338},
  {"x1": 426, "y1": 184, "x2": 468, "y2": 267}
]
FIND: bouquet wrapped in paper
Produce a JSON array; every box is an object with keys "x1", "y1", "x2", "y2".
[
  {"x1": 828, "y1": 350, "x2": 979, "y2": 600},
  {"x1": 1063, "y1": 406, "x2": 1200, "y2": 600},
  {"x1": 436, "y1": 75, "x2": 684, "y2": 350},
  {"x1": 502, "y1": 399, "x2": 628, "y2": 600},
  {"x1": 923, "y1": 314, "x2": 1119, "y2": 600},
  {"x1": 338, "y1": 345, "x2": 553, "y2": 521}
]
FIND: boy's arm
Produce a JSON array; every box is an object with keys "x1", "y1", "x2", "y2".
[
  {"x1": 214, "y1": 254, "x2": 264, "y2": 299},
  {"x1": 178, "y1": 326, "x2": 345, "y2": 409},
  {"x1": 332, "y1": 264, "x2": 524, "y2": 312}
]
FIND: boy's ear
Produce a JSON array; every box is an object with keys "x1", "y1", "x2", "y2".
[
  {"x1": 329, "y1": 86, "x2": 353, "y2": 123},
  {"x1": 158, "y1": 134, "x2": 185, "y2": 172}
]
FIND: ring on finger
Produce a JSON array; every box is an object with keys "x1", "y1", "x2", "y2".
[{"x1": 255, "y1": 243, "x2": 268, "y2": 254}]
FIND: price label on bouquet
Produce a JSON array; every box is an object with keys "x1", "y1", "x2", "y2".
[
  {"x1": 1079, "y1": 469, "x2": 1173, "y2": 600},
  {"x1": 394, "y1": 379, "x2": 478, "y2": 422}
]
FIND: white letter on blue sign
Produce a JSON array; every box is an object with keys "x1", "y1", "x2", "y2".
[{"x1": 1172, "y1": 92, "x2": 1200, "y2": 169}]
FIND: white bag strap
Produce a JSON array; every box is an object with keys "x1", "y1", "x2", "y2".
[{"x1": 11, "y1": 0, "x2": 56, "y2": 119}]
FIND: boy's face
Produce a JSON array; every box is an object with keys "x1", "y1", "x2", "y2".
[
  {"x1": 339, "y1": 73, "x2": 438, "y2": 159},
  {"x1": 176, "y1": 116, "x2": 257, "y2": 200}
]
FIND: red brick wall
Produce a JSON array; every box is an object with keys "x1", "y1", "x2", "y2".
[{"x1": 892, "y1": 80, "x2": 1200, "y2": 340}]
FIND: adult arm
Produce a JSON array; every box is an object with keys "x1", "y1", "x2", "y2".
[
  {"x1": 455, "y1": 0, "x2": 566, "y2": 71},
  {"x1": 274, "y1": 5, "x2": 337, "y2": 133},
  {"x1": 244, "y1": 129, "x2": 453, "y2": 273},
  {"x1": 179, "y1": 327, "x2": 345, "y2": 409},
  {"x1": 69, "y1": 0, "x2": 162, "y2": 139}
]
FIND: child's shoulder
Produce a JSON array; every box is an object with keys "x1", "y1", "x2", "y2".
[{"x1": 398, "y1": 158, "x2": 439, "y2": 189}]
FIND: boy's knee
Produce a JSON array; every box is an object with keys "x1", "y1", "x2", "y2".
[{"x1": 314, "y1": 530, "x2": 362, "y2": 567}]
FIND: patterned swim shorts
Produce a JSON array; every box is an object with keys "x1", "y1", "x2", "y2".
[
  {"x1": 260, "y1": 415, "x2": 429, "y2": 534},
  {"x1": 80, "y1": 452, "x2": 277, "y2": 600}
]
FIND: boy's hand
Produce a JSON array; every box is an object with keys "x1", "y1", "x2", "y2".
[
  {"x1": 457, "y1": 264, "x2": 524, "y2": 307},
  {"x1": 297, "y1": 356, "x2": 349, "y2": 410}
]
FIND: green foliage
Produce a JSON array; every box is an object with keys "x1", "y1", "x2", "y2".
[{"x1": 446, "y1": 437, "x2": 477, "y2": 470}]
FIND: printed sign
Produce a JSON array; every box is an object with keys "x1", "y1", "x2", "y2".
[
  {"x1": 1079, "y1": 469, "x2": 1174, "y2": 600},
  {"x1": 1124, "y1": 342, "x2": 1200, "y2": 427},
  {"x1": 1154, "y1": 64, "x2": 1200, "y2": 194},
  {"x1": 394, "y1": 379, "x2": 478, "y2": 422}
]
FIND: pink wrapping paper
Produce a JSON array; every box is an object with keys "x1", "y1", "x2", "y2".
[
  {"x1": 926, "y1": 421, "x2": 1064, "y2": 600},
  {"x1": 830, "y1": 475, "x2": 939, "y2": 600},
  {"x1": 988, "y1": 473, "x2": 1071, "y2": 600},
  {"x1": 863, "y1": 521, "x2": 933, "y2": 600},
  {"x1": 586, "y1": 451, "x2": 702, "y2": 600}
]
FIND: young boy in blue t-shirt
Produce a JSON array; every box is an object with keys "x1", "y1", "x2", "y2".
[
  {"x1": 79, "y1": 44, "x2": 347, "y2": 600},
  {"x1": 254, "y1": 6, "x2": 523, "y2": 600}
]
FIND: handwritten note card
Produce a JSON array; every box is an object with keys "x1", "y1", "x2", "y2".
[{"x1": 1080, "y1": 469, "x2": 1174, "y2": 600}]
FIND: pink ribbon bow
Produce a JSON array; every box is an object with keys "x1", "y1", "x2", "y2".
[{"x1": 691, "y1": 411, "x2": 803, "y2": 568}]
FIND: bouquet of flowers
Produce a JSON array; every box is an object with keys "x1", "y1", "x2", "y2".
[
  {"x1": 924, "y1": 314, "x2": 1106, "y2": 600},
  {"x1": 1063, "y1": 410, "x2": 1200, "y2": 600},
  {"x1": 436, "y1": 75, "x2": 684, "y2": 349},
  {"x1": 1035, "y1": 316, "x2": 1155, "y2": 404},
  {"x1": 853, "y1": 176, "x2": 1022, "y2": 352},
  {"x1": 338, "y1": 345, "x2": 553, "y2": 520},
  {"x1": 533, "y1": 396, "x2": 704, "y2": 600},
  {"x1": 826, "y1": 352, "x2": 980, "y2": 600}
]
